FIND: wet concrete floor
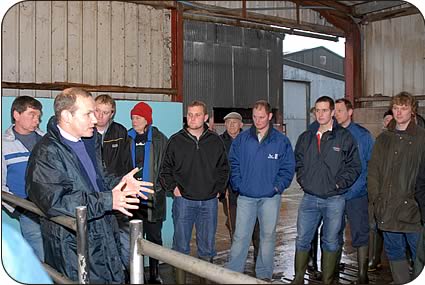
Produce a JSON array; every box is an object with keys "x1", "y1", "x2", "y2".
[{"x1": 154, "y1": 182, "x2": 394, "y2": 284}]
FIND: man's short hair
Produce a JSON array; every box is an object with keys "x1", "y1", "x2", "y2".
[
  {"x1": 95, "y1": 94, "x2": 116, "y2": 112},
  {"x1": 188, "y1": 100, "x2": 207, "y2": 115},
  {"x1": 335, "y1": 98, "x2": 353, "y2": 110},
  {"x1": 11, "y1": 96, "x2": 43, "y2": 123},
  {"x1": 383, "y1": 109, "x2": 393, "y2": 118},
  {"x1": 315, "y1": 96, "x2": 335, "y2": 110},
  {"x1": 253, "y1": 100, "x2": 272, "y2": 114},
  {"x1": 54, "y1": 88, "x2": 92, "y2": 121},
  {"x1": 390, "y1": 91, "x2": 418, "y2": 115}
]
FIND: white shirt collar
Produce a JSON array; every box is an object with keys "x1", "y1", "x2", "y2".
[{"x1": 57, "y1": 125, "x2": 80, "y2": 142}]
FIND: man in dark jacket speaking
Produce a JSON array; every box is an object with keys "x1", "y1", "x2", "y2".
[
  {"x1": 26, "y1": 87, "x2": 154, "y2": 283},
  {"x1": 292, "y1": 96, "x2": 361, "y2": 285}
]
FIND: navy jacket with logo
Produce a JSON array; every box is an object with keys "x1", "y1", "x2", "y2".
[
  {"x1": 228, "y1": 125, "x2": 295, "y2": 198},
  {"x1": 295, "y1": 120, "x2": 361, "y2": 198}
]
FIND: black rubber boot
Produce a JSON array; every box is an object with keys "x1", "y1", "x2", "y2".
[
  {"x1": 292, "y1": 250, "x2": 310, "y2": 284},
  {"x1": 354, "y1": 245, "x2": 369, "y2": 284},
  {"x1": 389, "y1": 259, "x2": 411, "y2": 284},
  {"x1": 148, "y1": 258, "x2": 163, "y2": 284},
  {"x1": 322, "y1": 250, "x2": 338, "y2": 285},
  {"x1": 368, "y1": 230, "x2": 383, "y2": 272}
]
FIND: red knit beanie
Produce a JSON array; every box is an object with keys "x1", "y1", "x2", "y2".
[{"x1": 131, "y1": 102, "x2": 152, "y2": 125}]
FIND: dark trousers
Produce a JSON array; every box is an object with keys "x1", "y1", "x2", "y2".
[
  {"x1": 143, "y1": 220, "x2": 163, "y2": 271},
  {"x1": 339, "y1": 195, "x2": 370, "y2": 248}
]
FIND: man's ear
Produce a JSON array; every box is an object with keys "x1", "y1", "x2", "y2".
[
  {"x1": 62, "y1": 110, "x2": 73, "y2": 124},
  {"x1": 268, "y1": 112, "x2": 273, "y2": 121},
  {"x1": 12, "y1": 110, "x2": 20, "y2": 122},
  {"x1": 204, "y1": 114, "x2": 209, "y2": 122}
]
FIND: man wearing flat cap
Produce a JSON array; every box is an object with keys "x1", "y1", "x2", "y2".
[{"x1": 220, "y1": 112, "x2": 260, "y2": 264}]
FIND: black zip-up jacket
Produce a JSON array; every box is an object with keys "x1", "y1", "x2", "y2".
[
  {"x1": 295, "y1": 120, "x2": 361, "y2": 198},
  {"x1": 159, "y1": 124, "x2": 229, "y2": 200},
  {"x1": 100, "y1": 121, "x2": 133, "y2": 177}
]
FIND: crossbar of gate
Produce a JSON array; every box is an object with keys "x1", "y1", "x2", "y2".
[{"x1": 128, "y1": 220, "x2": 268, "y2": 284}]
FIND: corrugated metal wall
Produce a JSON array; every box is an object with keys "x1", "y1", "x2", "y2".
[
  {"x1": 1, "y1": 1, "x2": 172, "y2": 101},
  {"x1": 362, "y1": 13, "x2": 425, "y2": 97},
  {"x1": 183, "y1": 20, "x2": 283, "y2": 115}
]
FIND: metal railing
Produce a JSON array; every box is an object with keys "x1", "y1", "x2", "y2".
[
  {"x1": 2, "y1": 191, "x2": 85, "y2": 284},
  {"x1": 129, "y1": 220, "x2": 268, "y2": 284},
  {"x1": 2, "y1": 191, "x2": 269, "y2": 284}
]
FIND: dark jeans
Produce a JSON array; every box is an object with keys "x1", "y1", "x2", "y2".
[
  {"x1": 383, "y1": 231, "x2": 420, "y2": 261},
  {"x1": 172, "y1": 196, "x2": 218, "y2": 259},
  {"x1": 338, "y1": 195, "x2": 370, "y2": 248}
]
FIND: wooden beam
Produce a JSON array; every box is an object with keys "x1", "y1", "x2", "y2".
[
  {"x1": 122, "y1": 1, "x2": 176, "y2": 9},
  {"x1": 171, "y1": 2, "x2": 184, "y2": 102},
  {"x1": 180, "y1": 1, "x2": 345, "y2": 36},
  {"x1": 360, "y1": 6, "x2": 420, "y2": 24},
  {"x1": 1, "y1": 81, "x2": 176, "y2": 95},
  {"x1": 355, "y1": 95, "x2": 425, "y2": 102},
  {"x1": 345, "y1": 22, "x2": 362, "y2": 106},
  {"x1": 184, "y1": 13, "x2": 339, "y2": 41},
  {"x1": 353, "y1": 1, "x2": 404, "y2": 16}
]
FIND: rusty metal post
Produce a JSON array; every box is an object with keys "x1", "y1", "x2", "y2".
[
  {"x1": 130, "y1": 219, "x2": 144, "y2": 284},
  {"x1": 76, "y1": 206, "x2": 89, "y2": 284}
]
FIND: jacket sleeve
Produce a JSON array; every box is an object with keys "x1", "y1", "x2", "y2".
[
  {"x1": 158, "y1": 139, "x2": 177, "y2": 192},
  {"x1": 1, "y1": 151, "x2": 15, "y2": 213},
  {"x1": 229, "y1": 135, "x2": 242, "y2": 193},
  {"x1": 294, "y1": 133, "x2": 307, "y2": 188},
  {"x1": 155, "y1": 133, "x2": 168, "y2": 193},
  {"x1": 344, "y1": 132, "x2": 375, "y2": 200},
  {"x1": 26, "y1": 146, "x2": 113, "y2": 221},
  {"x1": 273, "y1": 137, "x2": 296, "y2": 193},
  {"x1": 415, "y1": 156, "x2": 425, "y2": 223},
  {"x1": 215, "y1": 140, "x2": 230, "y2": 194},
  {"x1": 367, "y1": 137, "x2": 383, "y2": 214},
  {"x1": 335, "y1": 132, "x2": 362, "y2": 190}
]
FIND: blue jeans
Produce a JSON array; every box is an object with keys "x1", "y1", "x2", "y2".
[
  {"x1": 172, "y1": 196, "x2": 218, "y2": 259},
  {"x1": 19, "y1": 210, "x2": 44, "y2": 261},
  {"x1": 226, "y1": 194, "x2": 282, "y2": 279},
  {"x1": 338, "y1": 195, "x2": 370, "y2": 248},
  {"x1": 383, "y1": 231, "x2": 420, "y2": 261},
  {"x1": 296, "y1": 193, "x2": 345, "y2": 252}
]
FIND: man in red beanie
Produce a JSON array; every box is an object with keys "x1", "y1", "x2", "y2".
[{"x1": 118, "y1": 101, "x2": 168, "y2": 284}]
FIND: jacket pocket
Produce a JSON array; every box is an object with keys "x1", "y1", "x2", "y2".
[{"x1": 394, "y1": 198, "x2": 421, "y2": 225}]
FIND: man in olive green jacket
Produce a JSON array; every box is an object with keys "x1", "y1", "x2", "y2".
[{"x1": 368, "y1": 92, "x2": 425, "y2": 284}]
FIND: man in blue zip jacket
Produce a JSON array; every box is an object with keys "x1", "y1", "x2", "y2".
[
  {"x1": 226, "y1": 100, "x2": 295, "y2": 281},
  {"x1": 335, "y1": 98, "x2": 374, "y2": 284},
  {"x1": 293, "y1": 96, "x2": 361, "y2": 285}
]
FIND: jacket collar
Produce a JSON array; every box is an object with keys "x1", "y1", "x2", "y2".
[
  {"x1": 387, "y1": 118, "x2": 418, "y2": 136},
  {"x1": 4, "y1": 124, "x2": 45, "y2": 142}
]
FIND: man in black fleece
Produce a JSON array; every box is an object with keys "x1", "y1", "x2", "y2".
[{"x1": 159, "y1": 100, "x2": 229, "y2": 283}]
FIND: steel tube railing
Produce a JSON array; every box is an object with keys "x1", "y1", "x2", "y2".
[
  {"x1": 2, "y1": 191, "x2": 88, "y2": 283},
  {"x1": 130, "y1": 219, "x2": 144, "y2": 284},
  {"x1": 76, "y1": 206, "x2": 89, "y2": 284},
  {"x1": 2, "y1": 191, "x2": 76, "y2": 231},
  {"x1": 137, "y1": 239, "x2": 268, "y2": 284}
]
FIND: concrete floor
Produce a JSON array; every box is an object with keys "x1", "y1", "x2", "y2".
[{"x1": 153, "y1": 181, "x2": 394, "y2": 284}]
